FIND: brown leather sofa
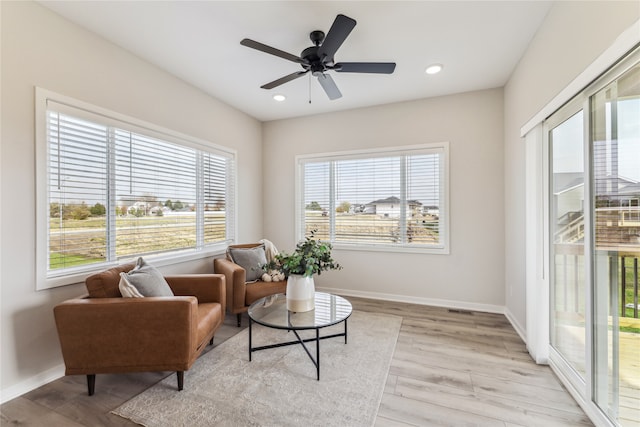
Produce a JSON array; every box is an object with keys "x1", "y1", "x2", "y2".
[
  {"x1": 213, "y1": 243, "x2": 286, "y2": 326},
  {"x1": 53, "y1": 263, "x2": 226, "y2": 396}
]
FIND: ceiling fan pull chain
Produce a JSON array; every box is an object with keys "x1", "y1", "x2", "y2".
[{"x1": 309, "y1": 73, "x2": 312, "y2": 104}]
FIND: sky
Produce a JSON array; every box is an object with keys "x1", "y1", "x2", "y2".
[{"x1": 552, "y1": 99, "x2": 639, "y2": 182}]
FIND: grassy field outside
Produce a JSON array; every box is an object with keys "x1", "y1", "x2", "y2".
[
  {"x1": 305, "y1": 211, "x2": 440, "y2": 244},
  {"x1": 49, "y1": 213, "x2": 225, "y2": 270},
  {"x1": 49, "y1": 214, "x2": 199, "y2": 231},
  {"x1": 49, "y1": 211, "x2": 440, "y2": 270}
]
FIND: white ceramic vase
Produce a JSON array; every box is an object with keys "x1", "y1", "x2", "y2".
[{"x1": 286, "y1": 274, "x2": 315, "y2": 312}]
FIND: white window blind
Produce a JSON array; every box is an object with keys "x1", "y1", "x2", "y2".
[
  {"x1": 297, "y1": 144, "x2": 449, "y2": 253},
  {"x1": 39, "y1": 91, "x2": 236, "y2": 285},
  {"x1": 48, "y1": 112, "x2": 109, "y2": 270}
]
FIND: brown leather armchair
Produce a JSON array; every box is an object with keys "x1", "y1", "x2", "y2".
[
  {"x1": 213, "y1": 243, "x2": 286, "y2": 326},
  {"x1": 53, "y1": 263, "x2": 226, "y2": 396}
]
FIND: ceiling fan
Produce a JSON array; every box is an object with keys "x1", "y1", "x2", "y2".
[{"x1": 240, "y1": 14, "x2": 396, "y2": 100}]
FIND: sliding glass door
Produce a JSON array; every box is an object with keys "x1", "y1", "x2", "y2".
[
  {"x1": 550, "y1": 107, "x2": 587, "y2": 381},
  {"x1": 546, "y1": 49, "x2": 639, "y2": 426},
  {"x1": 591, "y1": 61, "x2": 640, "y2": 426}
]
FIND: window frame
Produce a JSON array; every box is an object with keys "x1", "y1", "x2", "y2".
[
  {"x1": 295, "y1": 142, "x2": 450, "y2": 254},
  {"x1": 35, "y1": 88, "x2": 237, "y2": 289}
]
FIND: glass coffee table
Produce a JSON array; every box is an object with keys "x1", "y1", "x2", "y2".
[{"x1": 247, "y1": 292, "x2": 352, "y2": 380}]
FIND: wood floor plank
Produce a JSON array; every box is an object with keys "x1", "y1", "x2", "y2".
[
  {"x1": 385, "y1": 374, "x2": 398, "y2": 394},
  {"x1": 53, "y1": 392, "x2": 137, "y2": 427},
  {"x1": 401, "y1": 316, "x2": 526, "y2": 344},
  {"x1": 392, "y1": 344, "x2": 565, "y2": 392},
  {"x1": 393, "y1": 376, "x2": 593, "y2": 427},
  {"x1": 0, "y1": 396, "x2": 86, "y2": 427},
  {"x1": 470, "y1": 373, "x2": 584, "y2": 414},
  {"x1": 397, "y1": 329, "x2": 533, "y2": 362},
  {"x1": 389, "y1": 358, "x2": 474, "y2": 392},
  {"x1": 374, "y1": 415, "x2": 416, "y2": 427},
  {"x1": 378, "y1": 392, "x2": 507, "y2": 427}
]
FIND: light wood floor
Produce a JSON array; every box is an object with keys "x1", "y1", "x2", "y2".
[{"x1": 0, "y1": 297, "x2": 593, "y2": 426}]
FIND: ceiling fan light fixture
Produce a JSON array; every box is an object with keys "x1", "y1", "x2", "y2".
[
  {"x1": 425, "y1": 64, "x2": 443, "y2": 75},
  {"x1": 241, "y1": 14, "x2": 395, "y2": 102},
  {"x1": 273, "y1": 94, "x2": 286, "y2": 102}
]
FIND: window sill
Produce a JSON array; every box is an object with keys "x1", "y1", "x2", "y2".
[
  {"x1": 38, "y1": 246, "x2": 227, "y2": 291},
  {"x1": 332, "y1": 242, "x2": 450, "y2": 255}
]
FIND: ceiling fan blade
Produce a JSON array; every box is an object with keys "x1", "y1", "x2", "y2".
[
  {"x1": 334, "y1": 62, "x2": 396, "y2": 74},
  {"x1": 241, "y1": 38, "x2": 304, "y2": 64},
  {"x1": 317, "y1": 14, "x2": 356, "y2": 62},
  {"x1": 261, "y1": 71, "x2": 308, "y2": 90},
  {"x1": 316, "y1": 73, "x2": 342, "y2": 100}
]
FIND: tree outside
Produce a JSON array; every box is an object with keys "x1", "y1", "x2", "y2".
[
  {"x1": 336, "y1": 201, "x2": 351, "y2": 213},
  {"x1": 306, "y1": 201, "x2": 323, "y2": 211}
]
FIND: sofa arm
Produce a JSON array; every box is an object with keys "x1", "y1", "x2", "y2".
[
  {"x1": 165, "y1": 274, "x2": 226, "y2": 314},
  {"x1": 53, "y1": 296, "x2": 197, "y2": 375},
  {"x1": 213, "y1": 258, "x2": 247, "y2": 313}
]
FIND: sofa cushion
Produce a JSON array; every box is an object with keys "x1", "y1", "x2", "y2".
[
  {"x1": 85, "y1": 262, "x2": 136, "y2": 298},
  {"x1": 119, "y1": 257, "x2": 174, "y2": 298},
  {"x1": 196, "y1": 302, "x2": 222, "y2": 349},
  {"x1": 245, "y1": 279, "x2": 287, "y2": 306},
  {"x1": 227, "y1": 244, "x2": 267, "y2": 282}
]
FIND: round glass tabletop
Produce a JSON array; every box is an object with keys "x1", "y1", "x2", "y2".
[{"x1": 248, "y1": 292, "x2": 352, "y2": 330}]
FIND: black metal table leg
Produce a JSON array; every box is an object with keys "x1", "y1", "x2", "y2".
[
  {"x1": 345, "y1": 318, "x2": 348, "y2": 344},
  {"x1": 249, "y1": 317, "x2": 252, "y2": 361},
  {"x1": 316, "y1": 328, "x2": 320, "y2": 380}
]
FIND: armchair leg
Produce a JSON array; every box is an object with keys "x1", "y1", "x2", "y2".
[
  {"x1": 237, "y1": 313, "x2": 241, "y2": 327},
  {"x1": 87, "y1": 374, "x2": 95, "y2": 396},
  {"x1": 209, "y1": 337, "x2": 214, "y2": 346},
  {"x1": 177, "y1": 371, "x2": 184, "y2": 391}
]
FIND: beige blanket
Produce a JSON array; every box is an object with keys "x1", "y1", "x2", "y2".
[{"x1": 259, "y1": 238, "x2": 279, "y2": 262}]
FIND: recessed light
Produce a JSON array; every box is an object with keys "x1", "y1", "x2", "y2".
[
  {"x1": 273, "y1": 94, "x2": 286, "y2": 102},
  {"x1": 425, "y1": 64, "x2": 443, "y2": 75}
]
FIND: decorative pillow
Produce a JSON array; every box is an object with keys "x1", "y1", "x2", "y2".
[
  {"x1": 118, "y1": 257, "x2": 174, "y2": 298},
  {"x1": 228, "y1": 245, "x2": 267, "y2": 282}
]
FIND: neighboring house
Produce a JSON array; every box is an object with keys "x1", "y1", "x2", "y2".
[
  {"x1": 617, "y1": 182, "x2": 640, "y2": 199},
  {"x1": 597, "y1": 179, "x2": 640, "y2": 243},
  {"x1": 127, "y1": 201, "x2": 150, "y2": 215},
  {"x1": 366, "y1": 196, "x2": 422, "y2": 218},
  {"x1": 555, "y1": 172, "x2": 640, "y2": 244},
  {"x1": 423, "y1": 206, "x2": 439, "y2": 216},
  {"x1": 554, "y1": 173, "x2": 638, "y2": 221},
  {"x1": 553, "y1": 172, "x2": 585, "y2": 223},
  {"x1": 594, "y1": 174, "x2": 639, "y2": 197},
  {"x1": 124, "y1": 201, "x2": 169, "y2": 216},
  {"x1": 149, "y1": 206, "x2": 170, "y2": 216}
]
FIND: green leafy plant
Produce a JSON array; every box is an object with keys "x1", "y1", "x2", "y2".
[{"x1": 265, "y1": 230, "x2": 342, "y2": 278}]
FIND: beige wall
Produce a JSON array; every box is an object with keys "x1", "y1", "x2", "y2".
[
  {"x1": 263, "y1": 89, "x2": 505, "y2": 310},
  {"x1": 503, "y1": 1, "x2": 640, "y2": 331},
  {"x1": 0, "y1": 2, "x2": 263, "y2": 399}
]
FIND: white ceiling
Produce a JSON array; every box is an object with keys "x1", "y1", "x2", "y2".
[{"x1": 40, "y1": 1, "x2": 553, "y2": 122}]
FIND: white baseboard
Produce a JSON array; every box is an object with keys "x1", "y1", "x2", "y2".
[
  {"x1": 503, "y1": 306, "x2": 527, "y2": 344},
  {"x1": 0, "y1": 364, "x2": 65, "y2": 404},
  {"x1": 316, "y1": 286, "x2": 505, "y2": 314}
]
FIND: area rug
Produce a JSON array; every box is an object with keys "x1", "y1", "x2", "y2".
[{"x1": 112, "y1": 310, "x2": 401, "y2": 427}]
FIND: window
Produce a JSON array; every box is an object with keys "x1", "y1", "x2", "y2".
[
  {"x1": 36, "y1": 89, "x2": 236, "y2": 288},
  {"x1": 297, "y1": 143, "x2": 449, "y2": 253}
]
